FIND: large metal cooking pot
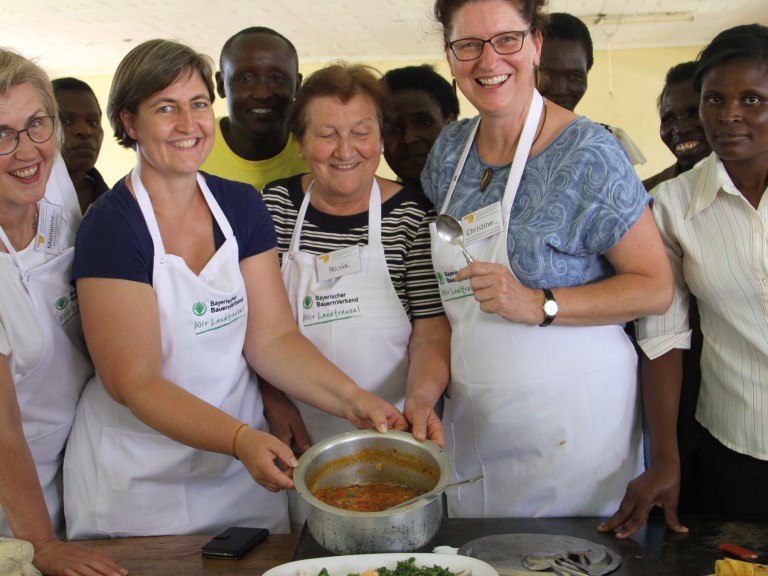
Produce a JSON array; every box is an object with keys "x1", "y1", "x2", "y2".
[{"x1": 293, "y1": 429, "x2": 452, "y2": 554}]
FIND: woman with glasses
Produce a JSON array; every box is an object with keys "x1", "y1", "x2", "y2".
[
  {"x1": 0, "y1": 49, "x2": 126, "y2": 575},
  {"x1": 422, "y1": 0, "x2": 673, "y2": 519}
]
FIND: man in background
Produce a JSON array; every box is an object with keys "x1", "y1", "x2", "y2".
[
  {"x1": 201, "y1": 26, "x2": 308, "y2": 191},
  {"x1": 538, "y1": 12, "x2": 646, "y2": 165}
]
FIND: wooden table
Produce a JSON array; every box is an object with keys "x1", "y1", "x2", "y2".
[
  {"x1": 76, "y1": 515, "x2": 768, "y2": 575},
  {"x1": 80, "y1": 533, "x2": 298, "y2": 576},
  {"x1": 293, "y1": 515, "x2": 768, "y2": 575}
]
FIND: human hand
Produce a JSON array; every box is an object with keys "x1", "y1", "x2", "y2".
[
  {"x1": 404, "y1": 394, "x2": 444, "y2": 447},
  {"x1": 33, "y1": 539, "x2": 128, "y2": 576},
  {"x1": 598, "y1": 462, "x2": 688, "y2": 539},
  {"x1": 455, "y1": 262, "x2": 542, "y2": 325},
  {"x1": 262, "y1": 382, "x2": 311, "y2": 455},
  {"x1": 343, "y1": 388, "x2": 408, "y2": 433},
  {"x1": 236, "y1": 427, "x2": 298, "y2": 492}
]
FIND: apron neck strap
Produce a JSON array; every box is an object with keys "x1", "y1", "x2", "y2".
[
  {"x1": 440, "y1": 89, "x2": 544, "y2": 217},
  {"x1": 289, "y1": 179, "x2": 383, "y2": 252}
]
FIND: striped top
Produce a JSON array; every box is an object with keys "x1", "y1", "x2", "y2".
[
  {"x1": 638, "y1": 153, "x2": 768, "y2": 460},
  {"x1": 262, "y1": 174, "x2": 444, "y2": 320}
]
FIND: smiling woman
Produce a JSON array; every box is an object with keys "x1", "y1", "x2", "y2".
[
  {"x1": 63, "y1": 39, "x2": 414, "y2": 540},
  {"x1": 261, "y1": 62, "x2": 450, "y2": 531},
  {"x1": 0, "y1": 48, "x2": 126, "y2": 576},
  {"x1": 614, "y1": 23, "x2": 768, "y2": 533},
  {"x1": 422, "y1": 0, "x2": 674, "y2": 525}
]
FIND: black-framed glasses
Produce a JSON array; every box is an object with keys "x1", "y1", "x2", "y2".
[
  {"x1": 448, "y1": 29, "x2": 532, "y2": 61},
  {"x1": 0, "y1": 115, "x2": 56, "y2": 156}
]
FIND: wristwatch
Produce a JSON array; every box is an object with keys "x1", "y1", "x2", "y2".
[{"x1": 539, "y1": 288, "x2": 558, "y2": 327}]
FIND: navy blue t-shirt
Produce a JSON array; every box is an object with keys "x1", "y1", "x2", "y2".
[{"x1": 72, "y1": 172, "x2": 277, "y2": 284}]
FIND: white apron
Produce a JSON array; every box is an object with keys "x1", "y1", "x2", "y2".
[
  {"x1": 282, "y1": 180, "x2": 411, "y2": 440},
  {"x1": 64, "y1": 169, "x2": 288, "y2": 538},
  {"x1": 282, "y1": 180, "x2": 411, "y2": 530},
  {"x1": 431, "y1": 91, "x2": 643, "y2": 518},
  {"x1": 0, "y1": 156, "x2": 90, "y2": 538}
]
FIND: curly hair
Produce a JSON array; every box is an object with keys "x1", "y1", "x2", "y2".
[
  {"x1": 219, "y1": 27, "x2": 298, "y2": 72},
  {"x1": 656, "y1": 61, "x2": 698, "y2": 111},
  {"x1": 381, "y1": 64, "x2": 459, "y2": 119},
  {"x1": 544, "y1": 13, "x2": 593, "y2": 71},
  {"x1": 288, "y1": 62, "x2": 387, "y2": 141}
]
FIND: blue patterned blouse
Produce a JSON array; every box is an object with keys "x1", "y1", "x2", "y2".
[{"x1": 422, "y1": 116, "x2": 650, "y2": 289}]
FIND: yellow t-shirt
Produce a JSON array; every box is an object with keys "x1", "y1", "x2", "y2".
[{"x1": 201, "y1": 117, "x2": 309, "y2": 192}]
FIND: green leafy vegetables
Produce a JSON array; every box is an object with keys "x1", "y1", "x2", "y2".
[{"x1": 317, "y1": 557, "x2": 460, "y2": 576}]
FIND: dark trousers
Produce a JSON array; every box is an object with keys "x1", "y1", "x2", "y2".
[{"x1": 691, "y1": 421, "x2": 768, "y2": 514}]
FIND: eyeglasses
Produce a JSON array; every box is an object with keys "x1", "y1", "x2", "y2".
[
  {"x1": 0, "y1": 115, "x2": 56, "y2": 156},
  {"x1": 448, "y1": 29, "x2": 532, "y2": 61}
]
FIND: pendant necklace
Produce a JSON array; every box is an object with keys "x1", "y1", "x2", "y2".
[{"x1": 479, "y1": 99, "x2": 548, "y2": 193}]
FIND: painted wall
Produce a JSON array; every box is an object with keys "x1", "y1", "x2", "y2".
[{"x1": 78, "y1": 44, "x2": 702, "y2": 188}]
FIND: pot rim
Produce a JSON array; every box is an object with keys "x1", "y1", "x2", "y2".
[{"x1": 294, "y1": 429, "x2": 452, "y2": 516}]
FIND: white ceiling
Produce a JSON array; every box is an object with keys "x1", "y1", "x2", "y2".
[{"x1": 3, "y1": 0, "x2": 766, "y2": 78}]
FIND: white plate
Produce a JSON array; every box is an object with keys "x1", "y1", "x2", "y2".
[{"x1": 263, "y1": 553, "x2": 500, "y2": 576}]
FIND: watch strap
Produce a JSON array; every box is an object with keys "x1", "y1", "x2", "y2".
[{"x1": 540, "y1": 287, "x2": 557, "y2": 327}]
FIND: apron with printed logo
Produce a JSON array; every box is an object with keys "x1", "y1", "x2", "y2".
[
  {"x1": 430, "y1": 91, "x2": 643, "y2": 517},
  {"x1": 281, "y1": 180, "x2": 412, "y2": 529},
  {"x1": 0, "y1": 156, "x2": 90, "y2": 537},
  {"x1": 281, "y1": 179, "x2": 411, "y2": 441},
  {"x1": 64, "y1": 169, "x2": 288, "y2": 538}
]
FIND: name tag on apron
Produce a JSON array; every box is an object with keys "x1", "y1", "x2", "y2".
[
  {"x1": 35, "y1": 201, "x2": 63, "y2": 255},
  {"x1": 316, "y1": 246, "x2": 362, "y2": 281},
  {"x1": 463, "y1": 202, "x2": 504, "y2": 246}
]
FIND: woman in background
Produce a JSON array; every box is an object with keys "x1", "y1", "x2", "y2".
[
  {"x1": 380, "y1": 64, "x2": 459, "y2": 191},
  {"x1": 604, "y1": 23, "x2": 768, "y2": 537},
  {"x1": 642, "y1": 61, "x2": 711, "y2": 191},
  {"x1": 0, "y1": 49, "x2": 125, "y2": 576},
  {"x1": 52, "y1": 77, "x2": 109, "y2": 212},
  {"x1": 641, "y1": 60, "x2": 712, "y2": 515}
]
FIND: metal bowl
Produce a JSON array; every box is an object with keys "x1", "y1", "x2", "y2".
[{"x1": 293, "y1": 429, "x2": 452, "y2": 554}]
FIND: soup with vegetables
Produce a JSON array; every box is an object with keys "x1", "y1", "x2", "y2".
[{"x1": 313, "y1": 482, "x2": 425, "y2": 512}]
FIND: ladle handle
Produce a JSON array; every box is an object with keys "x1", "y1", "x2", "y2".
[{"x1": 389, "y1": 475, "x2": 484, "y2": 510}]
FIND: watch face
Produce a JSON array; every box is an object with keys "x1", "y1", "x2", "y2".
[{"x1": 543, "y1": 300, "x2": 559, "y2": 316}]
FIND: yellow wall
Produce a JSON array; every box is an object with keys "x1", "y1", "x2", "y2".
[{"x1": 82, "y1": 45, "x2": 702, "y2": 188}]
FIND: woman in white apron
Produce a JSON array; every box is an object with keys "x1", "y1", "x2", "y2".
[
  {"x1": 423, "y1": 0, "x2": 673, "y2": 521},
  {"x1": 261, "y1": 64, "x2": 451, "y2": 530},
  {"x1": 0, "y1": 50, "x2": 125, "y2": 575},
  {"x1": 63, "y1": 40, "x2": 407, "y2": 539}
]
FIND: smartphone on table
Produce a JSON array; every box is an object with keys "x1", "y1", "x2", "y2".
[{"x1": 201, "y1": 526, "x2": 269, "y2": 560}]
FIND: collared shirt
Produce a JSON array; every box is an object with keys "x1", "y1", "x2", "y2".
[{"x1": 638, "y1": 153, "x2": 768, "y2": 460}]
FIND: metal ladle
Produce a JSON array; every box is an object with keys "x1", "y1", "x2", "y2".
[
  {"x1": 388, "y1": 475, "x2": 484, "y2": 510},
  {"x1": 436, "y1": 213, "x2": 475, "y2": 265}
]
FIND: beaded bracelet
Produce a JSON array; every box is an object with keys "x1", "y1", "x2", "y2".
[{"x1": 232, "y1": 423, "x2": 249, "y2": 460}]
